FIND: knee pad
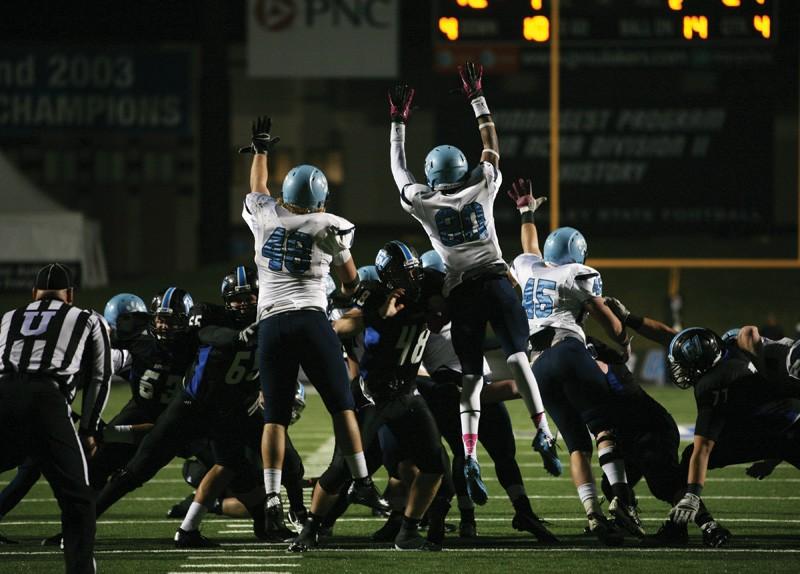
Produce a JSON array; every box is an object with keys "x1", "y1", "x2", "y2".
[
  {"x1": 416, "y1": 446, "x2": 445, "y2": 475},
  {"x1": 596, "y1": 431, "x2": 623, "y2": 466},
  {"x1": 182, "y1": 458, "x2": 209, "y2": 487}
]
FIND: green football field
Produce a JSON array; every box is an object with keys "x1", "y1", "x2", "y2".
[{"x1": 1, "y1": 385, "x2": 798, "y2": 573}]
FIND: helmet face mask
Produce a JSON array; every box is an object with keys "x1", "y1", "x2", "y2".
[
  {"x1": 375, "y1": 241, "x2": 424, "y2": 302},
  {"x1": 221, "y1": 266, "x2": 259, "y2": 328},
  {"x1": 150, "y1": 287, "x2": 193, "y2": 343},
  {"x1": 668, "y1": 327, "x2": 724, "y2": 389}
]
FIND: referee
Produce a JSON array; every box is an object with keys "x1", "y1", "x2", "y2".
[{"x1": 0, "y1": 263, "x2": 111, "y2": 574}]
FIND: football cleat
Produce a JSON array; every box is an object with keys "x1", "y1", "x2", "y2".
[
  {"x1": 174, "y1": 527, "x2": 219, "y2": 548},
  {"x1": 701, "y1": 520, "x2": 732, "y2": 548},
  {"x1": 648, "y1": 519, "x2": 689, "y2": 546},
  {"x1": 287, "y1": 507, "x2": 309, "y2": 533},
  {"x1": 464, "y1": 456, "x2": 488, "y2": 506},
  {"x1": 263, "y1": 495, "x2": 294, "y2": 542},
  {"x1": 532, "y1": 429, "x2": 563, "y2": 477},
  {"x1": 0, "y1": 532, "x2": 18, "y2": 544},
  {"x1": 587, "y1": 513, "x2": 624, "y2": 547},
  {"x1": 394, "y1": 528, "x2": 442, "y2": 551},
  {"x1": 288, "y1": 521, "x2": 320, "y2": 553},
  {"x1": 41, "y1": 532, "x2": 63, "y2": 548},
  {"x1": 167, "y1": 493, "x2": 195, "y2": 518},
  {"x1": 609, "y1": 496, "x2": 645, "y2": 538},
  {"x1": 512, "y1": 510, "x2": 559, "y2": 544},
  {"x1": 372, "y1": 512, "x2": 403, "y2": 542},
  {"x1": 348, "y1": 478, "x2": 391, "y2": 513}
]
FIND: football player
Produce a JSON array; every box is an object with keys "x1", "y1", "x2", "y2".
[
  {"x1": 666, "y1": 327, "x2": 800, "y2": 531},
  {"x1": 506, "y1": 178, "x2": 642, "y2": 543},
  {"x1": 239, "y1": 117, "x2": 383, "y2": 533},
  {"x1": 291, "y1": 241, "x2": 448, "y2": 551},
  {"x1": 415, "y1": 249, "x2": 557, "y2": 542},
  {"x1": 387, "y1": 64, "x2": 559, "y2": 506}
]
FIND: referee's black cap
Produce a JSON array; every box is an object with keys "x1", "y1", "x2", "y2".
[{"x1": 34, "y1": 263, "x2": 73, "y2": 290}]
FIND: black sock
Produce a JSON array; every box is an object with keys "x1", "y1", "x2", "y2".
[
  {"x1": 512, "y1": 496, "x2": 533, "y2": 515},
  {"x1": 460, "y1": 507, "x2": 475, "y2": 523},
  {"x1": 402, "y1": 515, "x2": 420, "y2": 531},
  {"x1": 611, "y1": 482, "x2": 632, "y2": 506}
]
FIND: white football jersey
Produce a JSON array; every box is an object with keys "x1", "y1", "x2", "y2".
[
  {"x1": 422, "y1": 322, "x2": 492, "y2": 379},
  {"x1": 509, "y1": 253, "x2": 603, "y2": 343},
  {"x1": 242, "y1": 193, "x2": 354, "y2": 319},
  {"x1": 400, "y1": 162, "x2": 504, "y2": 295}
]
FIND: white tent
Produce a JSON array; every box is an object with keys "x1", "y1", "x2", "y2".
[{"x1": 0, "y1": 153, "x2": 107, "y2": 289}]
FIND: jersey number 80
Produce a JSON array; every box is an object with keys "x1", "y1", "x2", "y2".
[
  {"x1": 262, "y1": 227, "x2": 313, "y2": 274},
  {"x1": 435, "y1": 203, "x2": 488, "y2": 247}
]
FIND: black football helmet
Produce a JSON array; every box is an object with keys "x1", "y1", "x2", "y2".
[
  {"x1": 150, "y1": 287, "x2": 194, "y2": 342},
  {"x1": 221, "y1": 266, "x2": 259, "y2": 327},
  {"x1": 374, "y1": 240, "x2": 424, "y2": 301},
  {"x1": 667, "y1": 327, "x2": 724, "y2": 389}
]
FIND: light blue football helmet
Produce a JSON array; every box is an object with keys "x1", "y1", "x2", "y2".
[
  {"x1": 282, "y1": 164, "x2": 328, "y2": 210},
  {"x1": 543, "y1": 227, "x2": 588, "y2": 265},
  {"x1": 103, "y1": 293, "x2": 147, "y2": 330},
  {"x1": 357, "y1": 265, "x2": 380, "y2": 283},
  {"x1": 721, "y1": 328, "x2": 741, "y2": 343},
  {"x1": 420, "y1": 249, "x2": 445, "y2": 273},
  {"x1": 424, "y1": 145, "x2": 468, "y2": 190}
]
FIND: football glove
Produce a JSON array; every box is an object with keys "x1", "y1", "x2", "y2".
[
  {"x1": 506, "y1": 178, "x2": 546, "y2": 213},
  {"x1": 745, "y1": 459, "x2": 780, "y2": 480},
  {"x1": 458, "y1": 61, "x2": 484, "y2": 101},
  {"x1": 604, "y1": 297, "x2": 631, "y2": 324},
  {"x1": 238, "y1": 322, "x2": 259, "y2": 347},
  {"x1": 668, "y1": 493, "x2": 701, "y2": 526},
  {"x1": 388, "y1": 84, "x2": 415, "y2": 124},
  {"x1": 238, "y1": 116, "x2": 280, "y2": 154}
]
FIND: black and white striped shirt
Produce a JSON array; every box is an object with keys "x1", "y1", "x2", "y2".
[{"x1": 0, "y1": 298, "x2": 111, "y2": 433}]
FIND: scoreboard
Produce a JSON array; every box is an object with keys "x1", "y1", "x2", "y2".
[
  {"x1": 434, "y1": 0, "x2": 775, "y2": 46},
  {"x1": 431, "y1": 0, "x2": 793, "y2": 250}
]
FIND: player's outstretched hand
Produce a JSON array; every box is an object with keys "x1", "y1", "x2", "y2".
[
  {"x1": 669, "y1": 493, "x2": 700, "y2": 526},
  {"x1": 458, "y1": 61, "x2": 484, "y2": 101},
  {"x1": 388, "y1": 84, "x2": 415, "y2": 124},
  {"x1": 238, "y1": 116, "x2": 280, "y2": 154},
  {"x1": 604, "y1": 297, "x2": 631, "y2": 324},
  {"x1": 379, "y1": 289, "x2": 406, "y2": 319},
  {"x1": 507, "y1": 178, "x2": 546, "y2": 213},
  {"x1": 745, "y1": 459, "x2": 779, "y2": 480}
]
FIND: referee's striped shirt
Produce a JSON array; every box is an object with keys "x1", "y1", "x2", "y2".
[{"x1": 0, "y1": 297, "x2": 112, "y2": 433}]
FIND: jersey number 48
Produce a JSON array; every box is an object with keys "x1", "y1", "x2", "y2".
[{"x1": 262, "y1": 227, "x2": 313, "y2": 274}]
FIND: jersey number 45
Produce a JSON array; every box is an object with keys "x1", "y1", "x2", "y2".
[
  {"x1": 523, "y1": 278, "x2": 557, "y2": 319},
  {"x1": 262, "y1": 227, "x2": 313, "y2": 274}
]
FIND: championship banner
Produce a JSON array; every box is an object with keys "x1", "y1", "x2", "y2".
[{"x1": 247, "y1": 0, "x2": 398, "y2": 78}]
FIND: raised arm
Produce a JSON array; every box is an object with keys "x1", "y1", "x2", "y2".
[
  {"x1": 507, "y1": 178, "x2": 546, "y2": 256},
  {"x1": 604, "y1": 297, "x2": 677, "y2": 347},
  {"x1": 238, "y1": 116, "x2": 280, "y2": 196},
  {"x1": 388, "y1": 84, "x2": 417, "y2": 191},
  {"x1": 458, "y1": 62, "x2": 498, "y2": 169}
]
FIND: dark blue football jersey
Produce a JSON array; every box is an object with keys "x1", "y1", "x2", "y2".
[{"x1": 359, "y1": 270, "x2": 444, "y2": 402}]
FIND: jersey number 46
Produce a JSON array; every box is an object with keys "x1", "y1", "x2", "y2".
[{"x1": 262, "y1": 227, "x2": 313, "y2": 274}]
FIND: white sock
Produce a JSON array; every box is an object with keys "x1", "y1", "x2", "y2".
[
  {"x1": 599, "y1": 446, "x2": 628, "y2": 486},
  {"x1": 460, "y1": 374, "x2": 483, "y2": 458},
  {"x1": 577, "y1": 482, "x2": 601, "y2": 516},
  {"x1": 263, "y1": 468, "x2": 282, "y2": 495},
  {"x1": 344, "y1": 452, "x2": 368, "y2": 479},
  {"x1": 506, "y1": 484, "x2": 527, "y2": 502},
  {"x1": 180, "y1": 501, "x2": 207, "y2": 532},
  {"x1": 506, "y1": 352, "x2": 547, "y2": 420}
]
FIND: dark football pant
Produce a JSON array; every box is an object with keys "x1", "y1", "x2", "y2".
[
  {"x1": 0, "y1": 458, "x2": 41, "y2": 518},
  {"x1": 533, "y1": 337, "x2": 618, "y2": 453},
  {"x1": 448, "y1": 274, "x2": 530, "y2": 375},
  {"x1": 417, "y1": 375, "x2": 522, "y2": 500},
  {"x1": 319, "y1": 393, "x2": 444, "y2": 493},
  {"x1": 88, "y1": 398, "x2": 164, "y2": 490},
  {"x1": 259, "y1": 310, "x2": 354, "y2": 426},
  {"x1": 0, "y1": 376, "x2": 95, "y2": 574},
  {"x1": 601, "y1": 392, "x2": 684, "y2": 505}
]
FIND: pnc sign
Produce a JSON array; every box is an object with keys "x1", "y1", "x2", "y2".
[{"x1": 248, "y1": 0, "x2": 397, "y2": 77}]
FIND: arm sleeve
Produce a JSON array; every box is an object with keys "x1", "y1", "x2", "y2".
[
  {"x1": 694, "y1": 404, "x2": 726, "y2": 442},
  {"x1": 243, "y1": 192, "x2": 276, "y2": 232},
  {"x1": 573, "y1": 267, "x2": 603, "y2": 302},
  {"x1": 317, "y1": 216, "x2": 356, "y2": 264},
  {"x1": 80, "y1": 314, "x2": 112, "y2": 433},
  {"x1": 390, "y1": 122, "x2": 426, "y2": 211}
]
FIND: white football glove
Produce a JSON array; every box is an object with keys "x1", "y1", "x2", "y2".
[{"x1": 669, "y1": 493, "x2": 701, "y2": 526}]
